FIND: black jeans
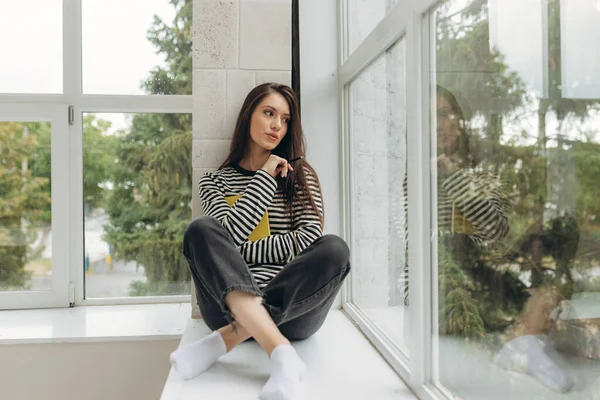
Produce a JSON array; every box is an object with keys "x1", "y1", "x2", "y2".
[{"x1": 183, "y1": 216, "x2": 351, "y2": 340}]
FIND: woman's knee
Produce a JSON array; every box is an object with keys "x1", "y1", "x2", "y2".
[
  {"x1": 318, "y1": 234, "x2": 350, "y2": 268},
  {"x1": 184, "y1": 216, "x2": 221, "y2": 242}
]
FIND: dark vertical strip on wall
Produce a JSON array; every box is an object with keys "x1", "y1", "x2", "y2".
[{"x1": 291, "y1": 0, "x2": 301, "y2": 116}]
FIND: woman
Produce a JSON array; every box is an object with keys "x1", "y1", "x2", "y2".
[{"x1": 170, "y1": 83, "x2": 350, "y2": 400}]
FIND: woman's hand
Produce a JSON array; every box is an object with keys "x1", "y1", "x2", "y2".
[
  {"x1": 437, "y1": 154, "x2": 459, "y2": 176},
  {"x1": 261, "y1": 154, "x2": 294, "y2": 178}
]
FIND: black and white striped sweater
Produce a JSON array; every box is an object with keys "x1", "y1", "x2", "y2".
[
  {"x1": 401, "y1": 168, "x2": 511, "y2": 246},
  {"x1": 399, "y1": 167, "x2": 511, "y2": 303},
  {"x1": 198, "y1": 164, "x2": 323, "y2": 288}
]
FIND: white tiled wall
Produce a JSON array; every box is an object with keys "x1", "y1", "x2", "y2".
[{"x1": 191, "y1": 0, "x2": 292, "y2": 318}]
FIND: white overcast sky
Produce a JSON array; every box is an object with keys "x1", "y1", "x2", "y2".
[
  {"x1": 0, "y1": 0, "x2": 599, "y2": 138},
  {"x1": 0, "y1": 0, "x2": 175, "y2": 133}
]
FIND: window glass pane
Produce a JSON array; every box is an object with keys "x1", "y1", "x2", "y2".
[
  {"x1": 432, "y1": 0, "x2": 600, "y2": 397},
  {"x1": 561, "y1": 0, "x2": 600, "y2": 99},
  {"x1": 83, "y1": 112, "x2": 192, "y2": 298},
  {"x1": 349, "y1": 39, "x2": 408, "y2": 350},
  {"x1": 82, "y1": 0, "x2": 191, "y2": 95},
  {"x1": 347, "y1": 0, "x2": 398, "y2": 56},
  {"x1": 0, "y1": 122, "x2": 52, "y2": 291},
  {"x1": 0, "y1": 1, "x2": 62, "y2": 93}
]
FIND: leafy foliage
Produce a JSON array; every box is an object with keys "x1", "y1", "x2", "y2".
[
  {"x1": 103, "y1": 0, "x2": 193, "y2": 296},
  {"x1": 0, "y1": 123, "x2": 50, "y2": 289}
]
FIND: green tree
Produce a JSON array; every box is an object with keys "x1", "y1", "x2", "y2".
[
  {"x1": 22, "y1": 116, "x2": 116, "y2": 260},
  {"x1": 104, "y1": 0, "x2": 192, "y2": 296},
  {"x1": 0, "y1": 122, "x2": 50, "y2": 289},
  {"x1": 28, "y1": 115, "x2": 116, "y2": 214},
  {"x1": 82, "y1": 114, "x2": 118, "y2": 211}
]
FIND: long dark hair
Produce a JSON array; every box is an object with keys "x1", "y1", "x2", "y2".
[
  {"x1": 437, "y1": 85, "x2": 477, "y2": 168},
  {"x1": 219, "y1": 82, "x2": 324, "y2": 228}
]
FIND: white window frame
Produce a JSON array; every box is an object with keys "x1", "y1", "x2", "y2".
[
  {"x1": 338, "y1": 0, "x2": 413, "y2": 378},
  {"x1": 328, "y1": 0, "x2": 456, "y2": 399},
  {"x1": 0, "y1": 104, "x2": 70, "y2": 309},
  {"x1": 0, "y1": 0, "x2": 192, "y2": 309}
]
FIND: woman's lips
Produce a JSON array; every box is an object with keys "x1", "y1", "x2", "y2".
[{"x1": 266, "y1": 133, "x2": 278, "y2": 141}]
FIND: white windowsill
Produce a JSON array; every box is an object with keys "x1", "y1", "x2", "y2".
[
  {"x1": 161, "y1": 310, "x2": 417, "y2": 400},
  {"x1": 0, "y1": 303, "x2": 191, "y2": 345}
]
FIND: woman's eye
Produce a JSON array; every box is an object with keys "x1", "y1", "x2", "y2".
[
  {"x1": 284, "y1": 119, "x2": 290, "y2": 124},
  {"x1": 265, "y1": 110, "x2": 273, "y2": 116}
]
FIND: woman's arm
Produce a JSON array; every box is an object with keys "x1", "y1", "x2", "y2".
[
  {"x1": 199, "y1": 169, "x2": 277, "y2": 247},
  {"x1": 239, "y1": 170, "x2": 323, "y2": 264},
  {"x1": 441, "y1": 169, "x2": 511, "y2": 243}
]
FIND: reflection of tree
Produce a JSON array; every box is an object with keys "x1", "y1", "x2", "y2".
[
  {"x1": 104, "y1": 0, "x2": 192, "y2": 296},
  {"x1": 436, "y1": 0, "x2": 600, "y2": 336}
]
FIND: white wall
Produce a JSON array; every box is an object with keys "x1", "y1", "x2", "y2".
[
  {"x1": 0, "y1": 339, "x2": 178, "y2": 400},
  {"x1": 299, "y1": 0, "x2": 341, "y2": 237},
  {"x1": 299, "y1": 0, "x2": 342, "y2": 308}
]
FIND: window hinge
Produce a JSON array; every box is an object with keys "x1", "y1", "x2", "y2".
[
  {"x1": 69, "y1": 282, "x2": 75, "y2": 307},
  {"x1": 68, "y1": 106, "x2": 74, "y2": 125}
]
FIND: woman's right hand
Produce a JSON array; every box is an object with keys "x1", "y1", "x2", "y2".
[{"x1": 261, "y1": 154, "x2": 293, "y2": 178}]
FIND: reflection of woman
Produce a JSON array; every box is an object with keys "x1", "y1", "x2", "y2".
[
  {"x1": 170, "y1": 83, "x2": 350, "y2": 399},
  {"x1": 434, "y1": 86, "x2": 510, "y2": 244},
  {"x1": 403, "y1": 86, "x2": 511, "y2": 304},
  {"x1": 432, "y1": 86, "x2": 574, "y2": 393}
]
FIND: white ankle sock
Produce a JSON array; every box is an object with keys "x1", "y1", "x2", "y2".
[
  {"x1": 495, "y1": 335, "x2": 573, "y2": 393},
  {"x1": 260, "y1": 344, "x2": 307, "y2": 400},
  {"x1": 169, "y1": 330, "x2": 227, "y2": 380}
]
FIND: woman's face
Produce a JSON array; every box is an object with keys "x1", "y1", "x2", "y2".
[
  {"x1": 436, "y1": 93, "x2": 461, "y2": 156},
  {"x1": 249, "y1": 92, "x2": 291, "y2": 152}
]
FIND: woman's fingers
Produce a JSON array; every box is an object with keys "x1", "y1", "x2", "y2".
[
  {"x1": 282, "y1": 161, "x2": 296, "y2": 178},
  {"x1": 267, "y1": 155, "x2": 295, "y2": 178},
  {"x1": 281, "y1": 160, "x2": 289, "y2": 178}
]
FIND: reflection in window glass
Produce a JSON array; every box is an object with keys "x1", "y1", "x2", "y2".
[
  {"x1": 432, "y1": 0, "x2": 600, "y2": 398},
  {"x1": 83, "y1": 113, "x2": 192, "y2": 298},
  {"x1": 82, "y1": 0, "x2": 191, "y2": 95},
  {"x1": 0, "y1": 122, "x2": 52, "y2": 292},
  {"x1": 561, "y1": 0, "x2": 600, "y2": 99},
  {"x1": 0, "y1": 1, "x2": 62, "y2": 93},
  {"x1": 349, "y1": 39, "x2": 408, "y2": 350}
]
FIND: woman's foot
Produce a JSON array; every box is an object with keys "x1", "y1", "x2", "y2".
[
  {"x1": 169, "y1": 330, "x2": 227, "y2": 380},
  {"x1": 495, "y1": 335, "x2": 573, "y2": 393},
  {"x1": 260, "y1": 344, "x2": 307, "y2": 400}
]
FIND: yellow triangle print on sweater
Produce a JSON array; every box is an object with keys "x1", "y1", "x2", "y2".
[{"x1": 225, "y1": 194, "x2": 271, "y2": 241}]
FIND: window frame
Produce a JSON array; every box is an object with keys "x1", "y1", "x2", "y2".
[
  {"x1": 0, "y1": 104, "x2": 71, "y2": 309},
  {"x1": 0, "y1": 0, "x2": 193, "y2": 309},
  {"x1": 339, "y1": 0, "x2": 413, "y2": 378},
  {"x1": 333, "y1": 0, "x2": 453, "y2": 398}
]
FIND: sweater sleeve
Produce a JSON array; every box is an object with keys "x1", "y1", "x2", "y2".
[
  {"x1": 199, "y1": 169, "x2": 277, "y2": 247},
  {"x1": 441, "y1": 169, "x2": 510, "y2": 243},
  {"x1": 239, "y1": 169, "x2": 324, "y2": 264}
]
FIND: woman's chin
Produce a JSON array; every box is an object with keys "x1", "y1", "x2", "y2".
[{"x1": 260, "y1": 142, "x2": 278, "y2": 151}]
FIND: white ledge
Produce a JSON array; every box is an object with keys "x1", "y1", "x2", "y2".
[
  {"x1": 161, "y1": 310, "x2": 416, "y2": 400},
  {"x1": 0, "y1": 303, "x2": 191, "y2": 345}
]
